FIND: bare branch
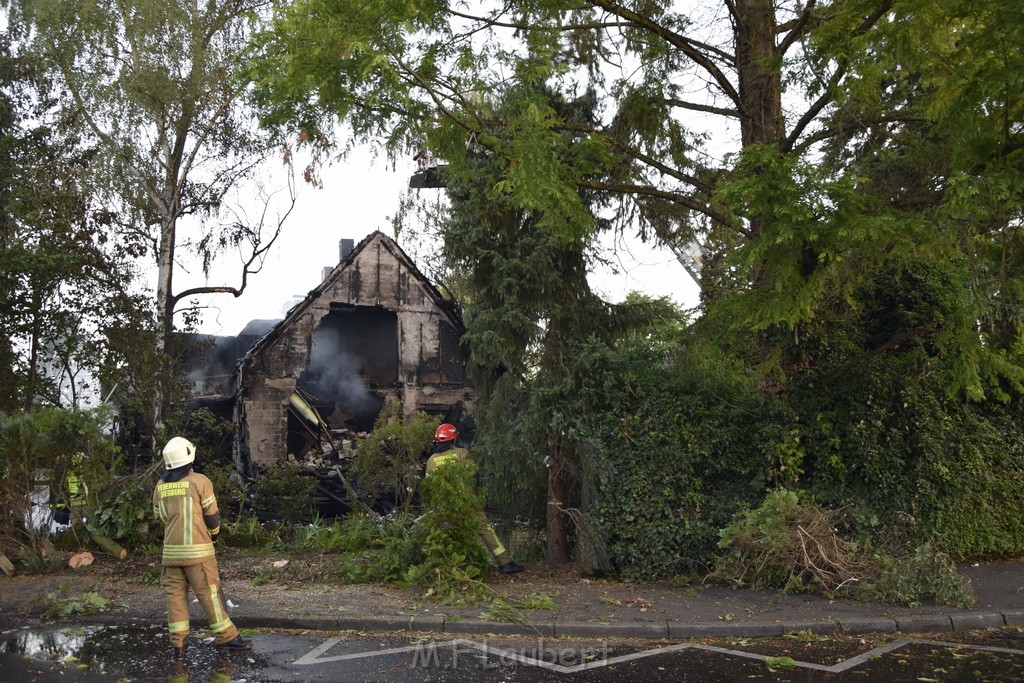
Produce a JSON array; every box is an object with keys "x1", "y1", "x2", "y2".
[
  {"x1": 170, "y1": 169, "x2": 297, "y2": 308},
  {"x1": 723, "y1": 0, "x2": 739, "y2": 24},
  {"x1": 578, "y1": 178, "x2": 733, "y2": 227},
  {"x1": 781, "y1": 0, "x2": 897, "y2": 153},
  {"x1": 662, "y1": 97, "x2": 741, "y2": 118},
  {"x1": 586, "y1": 0, "x2": 742, "y2": 109},
  {"x1": 776, "y1": 0, "x2": 816, "y2": 57},
  {"x1": 176, "y1": 86, "x2": 244, "y2": 200},
  {"x1": 790, "y1": 111, "x2": 927, "y2": 156},
  {"x1": 784, "y1": 63, "x2": 847, "y2": 153},
  {"x1": 448, "y1": 7, "x2": 632, "y2": 32}
]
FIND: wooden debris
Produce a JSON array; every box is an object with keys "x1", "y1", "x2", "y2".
[
  {"x1": 69, "y1": 551, "x2": 94, "y2": 569},
  {"x1": 90, "y1": 533, "x2": 128, "y2": 560}
]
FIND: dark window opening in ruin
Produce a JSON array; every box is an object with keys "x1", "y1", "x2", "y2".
[
  {"x1": 297, "y1": 305, "x2": 394, "y2": 432},
  {"x1": 287, "y1": 409, "x2": 322, "y2": 460},
  {"x1": 419, "y1": 320, "x2": 468, "y2": 384},
  {"x1": 439, "y1": 320, "x2": 469, "y2": 384}
]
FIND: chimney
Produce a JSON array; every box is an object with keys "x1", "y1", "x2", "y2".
[
  {"x1": 339, "y1": 238, "x2": 355, "y2": 263},
  {"x1": 322, "y1": 266, "x2": 333, "y2": 282}
]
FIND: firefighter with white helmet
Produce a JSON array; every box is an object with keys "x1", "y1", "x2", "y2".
[
  {"x1": 425, "y1": 424, "x2": 524, "y2": 574},
  {"x1": 153, "y1": 436, "x2": 251, "y2": 657}
]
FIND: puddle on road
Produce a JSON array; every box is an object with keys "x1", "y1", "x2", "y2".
[
  {"x1": 0, "y1": 623, "x2": 270, "y2": 682},
  {"x1": 5, "y1": 625, "x2": 1024, "y2": 682}
]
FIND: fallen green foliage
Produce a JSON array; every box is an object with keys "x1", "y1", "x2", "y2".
[
  {"x1": 352, "y1": 404, "x2": 438, "y2": 512},
  {"x1": 860, "y1": 543, "x2": 975, "y2": 609},
  {"x1": 40, "y1": 585, "x2": 109, "y2": 619},
  {"x1": 715, "y1": 490, "x2": 975, "y2": 608},
  {"x1": 480, "y1": 592, "x2": 558, "y2": 623},
  {"x1": 403, "y1": 459, "x2": 493, "y2": 604}
]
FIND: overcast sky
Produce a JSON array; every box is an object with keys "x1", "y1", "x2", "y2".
[{"x1": 184, "y1": 144, "x2": 701, "y2": 338}]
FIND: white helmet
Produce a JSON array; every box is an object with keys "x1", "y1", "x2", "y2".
[{"x1": 162, "y1": 436, "x2": 196, "y2": 470}]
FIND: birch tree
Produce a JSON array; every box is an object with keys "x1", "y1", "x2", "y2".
[{"x1": 6, "y1": 0, "x2": 293, "y2": 414}]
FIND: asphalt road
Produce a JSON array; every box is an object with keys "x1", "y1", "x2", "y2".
[{"x1": 4, "y1": 623, "x2": 1024, "y2": 682}]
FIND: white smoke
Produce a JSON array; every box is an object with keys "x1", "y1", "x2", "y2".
[{"x1": 300, "y1": 324, "x2": 382, "y2": 426}]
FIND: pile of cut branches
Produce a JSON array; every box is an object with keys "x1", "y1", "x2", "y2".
[{"x1": 714, "y1": 490, "x2": 878, "y2": 595}]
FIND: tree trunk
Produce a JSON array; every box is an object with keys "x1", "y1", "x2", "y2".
[
  {"x1": 546, "y1": 445, "x2": 570, "y2": 565},
  {"x1": 23, "y1": 289, "x2": 42, "y2": 411},
  {"x1": 735, "y1": 0, "x2": 783, "y2": 152},
  {"x1": 155, "y1": 213, "x2": 176, "y2": 357},
  {"x1": 153, "y1": 213, "x2": 177, "y2": 433},
  {"x1": 89, "y1": 532, "x2": 128, "y2": 560},
  {"x1": 735, "y1": 0, "x2": 784, "y2": 287}
]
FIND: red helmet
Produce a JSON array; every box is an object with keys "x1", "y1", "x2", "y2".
[{"x1": 435, "y1": 423, "x2": 458, "y2": 442}]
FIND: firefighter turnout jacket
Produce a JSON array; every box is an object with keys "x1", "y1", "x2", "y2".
[
  {"x1": 425, "y1": 445, "x2": 471, "y2": 475},
  {"x1": 152, "y1": 471, "x2": 221, "y2": 566}
]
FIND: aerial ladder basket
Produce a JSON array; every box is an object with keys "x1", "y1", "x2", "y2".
[{"x1": 409, "y1": 164, "x2": 448, "y2": 189}]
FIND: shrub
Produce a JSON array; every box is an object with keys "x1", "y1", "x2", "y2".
[
  {"x1": 351, "y1": 403, "x2": 438, "y2": 512},
  {"x1": 797, "y1": 352, "x2": 1024, "y2": 560},
  {"x1": 0, "y1": 407, "x2": 123, "y2": 560},
  {"x1": 527, "y1": 338, "x2": 781, "y2": 579},
  {"x1": 404, "y1": 459, "x2": 492, "y2": 603},
  {"x1": 86, "y1": 473, "x2": 159, "y2": 547},
  {"x1": 251, "y1": 463, "x2": 317, "y2": 524},
  {"x1": 162, "y1": 408, "x2": 234, "y2": 466}
]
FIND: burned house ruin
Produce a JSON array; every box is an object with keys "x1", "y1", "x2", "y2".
[{"x1": 232, "y1": 232, "x2": 473, "y2": 474}]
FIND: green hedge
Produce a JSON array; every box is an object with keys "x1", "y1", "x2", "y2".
[{"x1": 798, "y1": 352, "x2": 1024, "y2": 559}]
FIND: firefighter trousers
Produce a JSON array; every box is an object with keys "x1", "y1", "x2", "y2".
[
  {"x1": 478, "y1": 512, "x2": 511, "y2": 565},
  {"x1": 161, "y1": 558, "x2": 238, "y2": 647}
]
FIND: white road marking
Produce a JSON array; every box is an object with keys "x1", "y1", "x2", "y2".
[
  {"x1": 292, "y1": 634, "x2": 1024, "y2": 674},
  {"x1": 293, "y1": 637, "x2": 426, "y2": 665}
]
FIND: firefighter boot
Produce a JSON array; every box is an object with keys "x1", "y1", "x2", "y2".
[
  {"x1": 170, "y1": 641, "x2": 187, "y2": 662},
  {"x1": 216, "y1": 635, "x2": 253, "y2": 650}
]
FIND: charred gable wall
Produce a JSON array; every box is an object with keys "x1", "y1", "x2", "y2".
[{"x1": 234, "y1": 232, "x2": 473, "y2": 471}]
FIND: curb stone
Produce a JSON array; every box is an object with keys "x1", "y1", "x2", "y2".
[
  {"x1": 951, "y1": 613, "x2": 1005, "y2": 631},
  {"x1": 837, "y1": 617, "x2": 899, "y2": 635},
  {"x1": 241, "y1": 615, "x2": 337, "y2": 631},
  {"x1": 14, "y1": 609, "x2": 1024, "y2": 641},
  {"x1": 555, "y1": 621, "x2": 668, "y2": 639},
  {"x1": 669, "y1": 622, "x2": 785, "y2": 638},
  {"x1": 445, "y1": 620, "x2": 554, "y2": 637},
  {"x1": 779, "y1": 620, "x2": 841, "y2": 635},
  {"x1": 895, "y1": 615, "x2": 953, "y2": 633},
  {"x1": 336, "y1": 616, "x2": 412, "y2": 632},
  {"x1": 410, "y1": 615, "x2": 446, "y2": 632}
]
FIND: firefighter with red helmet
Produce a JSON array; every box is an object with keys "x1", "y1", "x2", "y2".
[
  {"x1": 425, "y1": 423, "x2": 524, "y2": 574},
  {"x1": 153, "y1": 436, "x2": 252, "y2": 658}
]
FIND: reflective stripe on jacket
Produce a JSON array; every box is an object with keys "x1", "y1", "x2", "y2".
[
  {"x1": 425, "y1": 446, "x2": 470, "y2": 476},
  {"x1": 67, "y1": 472, "x2": 88, "y2": 506}
]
